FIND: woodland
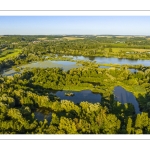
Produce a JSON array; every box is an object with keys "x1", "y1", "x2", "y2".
[{"x1": 0, "y1": 35, "x2": 150, "y2": 134}]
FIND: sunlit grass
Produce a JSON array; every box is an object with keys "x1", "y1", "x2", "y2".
[
  {"x1": 0, "y1": 49, "x2": 22, "y2": 60},
  {"x1": 63, "y1": 37, "x2": 84, "y2": 40}
]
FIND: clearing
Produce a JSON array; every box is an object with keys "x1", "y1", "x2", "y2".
[{"x1": 0, "y1": 49, "x2": 22, "y2": 61}]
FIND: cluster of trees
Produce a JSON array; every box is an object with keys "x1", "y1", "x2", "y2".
[
  {"x1": 0, "y1": 35, "x2": 150, "y2": 134},
  {"x1": 1, "y1": 35, "x2": 150, "y2": 63},
  {"x1": 0, "y1": 65, "x2": 150, "y2": 134},
  {"x1": 20, "y1": 36, "x2": 150, "y2": 60}
]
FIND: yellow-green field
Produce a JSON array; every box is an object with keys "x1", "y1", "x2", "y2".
[
  {"x1": 37, "y1": 38, "x2": 48, "y2": 40},
  {"x1": 63, "y1": 37, "x2": 84, "y2": 40},
  {"x1": 105, "y1": 48, "x2": 129, "y2": 52},
  {"x1": 104, "y1": 48, "x2": 150, "y2": 53},
  {"x1": 0, "y1": 49, "x2": 22, "y2": 61},
  {"x1": 132, "y1": 49, "x2": 150, "y2": 52}
]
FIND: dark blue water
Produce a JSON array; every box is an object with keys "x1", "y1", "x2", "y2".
[
  {"x1": 34, "y1": 111, "x2": 52, "y2": 124},
  {"x1": 35, "y1": 87, "x2": 140, "y2": 122},
  {"x1": 50, "y1": 90, "x2": 102, "y2": 104},
  {"x1": 114, "y1": 86, "x2": 140, "y2": 114}
]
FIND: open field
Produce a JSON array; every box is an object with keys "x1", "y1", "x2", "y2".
[
  {"x1": 105, "y1": 48, "x2": 129, "y2": 52},
  {"x1": 132, "y1": 49, "x2": 150, "y2": 52},
  {"x1": 0, "y1": 49, "x2": 22, "y2": 60},
  {"x1": 37, "y1": 38, "x2": 48, "y2": 40},
  {"x1": 63, "y1": 36, "x2": 84, "y2": 40},
  {"x1": 104, "y1": 48, "x2": 150, "y2": 53}
]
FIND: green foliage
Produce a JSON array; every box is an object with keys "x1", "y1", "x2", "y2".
[
  {"x1": 126, "y1": 117, "x2": 134, "y2": 134},
  {"x1": 0, "y1": 35, "x2": 150, "y2": 134},
  {"x1": 59, "y1": 117, "x2": 77, "y2": 134}
]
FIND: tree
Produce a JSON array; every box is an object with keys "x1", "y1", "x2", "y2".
[
  {"x1": 59, "y1": 117, "x2": 77, "y2": 134},
  {"x1": 126, "y1": 117, "x2": 133, "y2": 134}
]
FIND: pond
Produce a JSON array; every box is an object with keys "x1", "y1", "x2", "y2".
[
  {"x1": 71, "y1": 56, "x2": 150, "y2": 66},
  {"x1": 114, "y1": 86, "x2": 140, "y2": 114},
  {"x1": 50, "y1": 87, "x2": 140, "y2": 114},
  {"x1": 2, "y1": 59, "x2": 139, "y2": 77},
  {"x1": 34, "y1": 111, "x2": 52, "y2": 124},
  {"x1": 35, "y1": 86, "x2": 140, "y2": 123},
  {"x1": 23, "y1": 60, "x2": 81, "y2": 71},
  {"x1": 50, "y1": 90, "x2": 102, "y2": 104},
  {"x1": 2, "y1": 69, "x2": 21, "y2": 76},
  {"x1": 2, "y1": 60, "x2": 81, "y2": 76}
]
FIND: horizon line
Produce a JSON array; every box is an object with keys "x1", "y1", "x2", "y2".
[{"x1": 1, "y1": 34, "x2": 150, "y2": 36}]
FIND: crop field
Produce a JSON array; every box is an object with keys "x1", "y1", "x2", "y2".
[{"x1": 0, "y1": 49, "x2": 22, "y2": 60}]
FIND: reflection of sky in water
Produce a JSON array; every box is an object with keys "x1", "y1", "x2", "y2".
[
  {"x1": 23, "y1": 61, "x2": 78, "y2": 70},
  {"x1": 99, "y1": 66, "x2": 110, "y2": 69},
  {"x1": 3, "y1": 61, "x2": 81, "y2": 76},
  {"x1": 114, "y1": 86, "x2": 140, "y2": 114},
  {"x1": 72, "y1": 56, "x2": 150, "y2": 66},
  {"x1": 50, "y1": 90, "x2": 101, "y2": 104},
  {"x1": 34, "y1": 112, "x2": 51, "y2": 124},
  {"x1": 51, "y1": 61, "x2": 76, "y2": 65},
  {"x1": 3, "y1": 56, "x2": 146, "y2": 76}
]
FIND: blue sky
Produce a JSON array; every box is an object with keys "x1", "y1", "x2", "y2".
[{"x1": 0, "y1": 16, "x2": 150, "y2": 35}]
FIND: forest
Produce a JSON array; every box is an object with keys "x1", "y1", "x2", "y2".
[{"x1": 0, "y1": 35, "x2": 150, "y2": 134}]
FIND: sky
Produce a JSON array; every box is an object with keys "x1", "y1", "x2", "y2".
[{"x1": 0, "y1": 16, "x2": 150, "y2": 35}]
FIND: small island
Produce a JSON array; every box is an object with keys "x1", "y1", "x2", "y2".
[{"x1": 65, "y1": 92, "x2": 74, "y2": 96}]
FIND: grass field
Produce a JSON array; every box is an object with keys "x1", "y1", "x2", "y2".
[
  {"x1": 131, "y1": 49, "x2": 150, "y2": 52},
  {"x1": 104, "y1": 48, "x2": 150, "y2": 53},
  {"x1": 63, "y1": 37, "x2": 84, "y2": 40},
  {"x1": 37, "y1": 38, "x2": 48, "y2": 40},
  {"x1": 0, "y1": 49, "x2": 22, "y2": 61}
]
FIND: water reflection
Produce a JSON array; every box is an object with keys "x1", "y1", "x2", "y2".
[
  {"x1": 114, "y1": 86, "x2": 140, "y2": 114},
  {"x1": 34, "y1": 111, "x2": 52, "y2": 124},
  {"x1": 2, "y1": 60, "x2": 81, "y2": 76},
  {"x1": 22, "y1": 60, "x2": 78, "y2": 71},
  {"x1": 71, "y1": 56, "x2": 150, "y2": 66},
  {"x1": 128, "y1": 69, "x2": 138, "y2": 73},
  {"x1": 2, "y1": 69, "x2": 20, "y2": 76},
  {"x1": 50, "y1": 90, "x2": 101, "y2": 104}
]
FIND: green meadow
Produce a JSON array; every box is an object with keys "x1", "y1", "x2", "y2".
[{"x1": 0, "y1": 49, "x2": 22, "y2": 60}]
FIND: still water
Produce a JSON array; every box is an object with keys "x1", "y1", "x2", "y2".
[
  {"x1": 34, "y1": 112, "x2": 52, "y2": 124},
  {"x1": 50, "y1": 90, "x2": 102, "y2": 104},
  {"x1": 2, "y1": 60, "x2": 81, "y2": 76},
  {"x1": 71, "y1": 56, "x2": 150, "y2": 66},
  {"x1": 23, "y1": 60, "x2": 80, "y2": 71},
  {"x1": 114, "y1": 86, "x2": 140, "y2": 114},
  {"x1": 50, "y1": 87, "x2": 140, "y2": 114},
  {"x1": 2, "y1": 58, "x2": 141, "y2": 76},
  {"x1": 35, "y1": 86, "x2": 140, "y2": 122}
]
